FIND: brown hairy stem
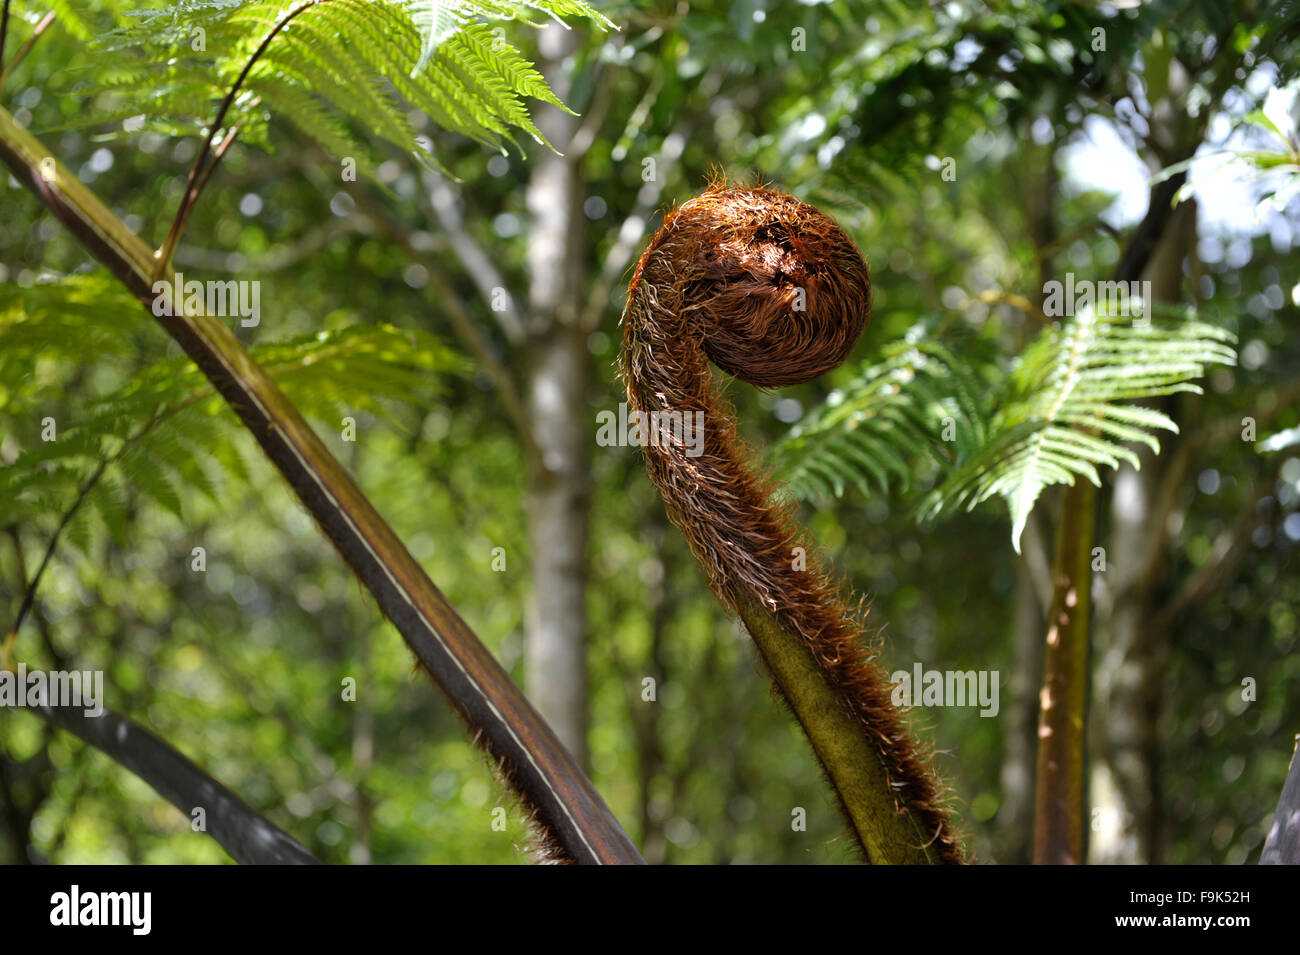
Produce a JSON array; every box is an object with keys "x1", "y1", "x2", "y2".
[{"x1": 621, "y1": 182, "x2": 963, "y2": 864}]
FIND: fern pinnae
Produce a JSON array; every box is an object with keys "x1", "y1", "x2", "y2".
[
  {"x1": 770, "y1": 331, "x2": 984, "y2": 502},
  {"x1": 70, "y1": 0, "x2": 610, "y2": 197},
  {"x1": 1, "y1": 275, "x2": 462, "y2": 541},
  {"x1": 251, "y1": 75, "x2": 378, "y2": 173},
  {"x1": 405, "y1": 0, "x2": 464, "y2": 74},
  {"x1": 928, "y1": 304, "x2": 1236, "y2": 550},
  {"x1": 452, "y1": 21, "x2": 569, "y2": 111},
  {"x1": 780, "y1": 297, "x2": 1234, "y2": 551}
]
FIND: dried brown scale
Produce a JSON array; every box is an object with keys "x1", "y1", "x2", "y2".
[{"x1": 620, "y1": 181, "x2": 964, "y2": 863}]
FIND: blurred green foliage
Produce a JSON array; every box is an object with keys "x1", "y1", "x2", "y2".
[{"x1": 1, "y1": 0, "x2": 1298, "y2": 864}]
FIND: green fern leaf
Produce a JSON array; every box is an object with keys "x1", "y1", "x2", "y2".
[
  {"x1": 407, "y1": 0, "x2": 464, "y2": 75},
  {"x1": 1, "y1": 275, "x2": 466, "y2": 544},
  {"x1": 769, "y1": 324, "x2": 990, "y2": 504},
  {"x1": 69, "y1": 0, "x2": 613, "y2": 175},
  {"x1": 922, "y1": 304, "x2": 1236, "y2": 551}
]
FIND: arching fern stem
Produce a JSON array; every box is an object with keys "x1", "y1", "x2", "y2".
[{"x1": 0, "y1": 105, "x2": 644, "y2": 865}]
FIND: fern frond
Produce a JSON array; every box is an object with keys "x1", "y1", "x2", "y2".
[
  {"x1": 433, "y1": 0, "x2": 615, "y2": 32},
  {"x1": 66, "y1": 0, "x2": 611, "y2": 174},
  {"x1": 16, "y1": 0, "x2": 124, "y2": 41},
  {"x1": 405, "y1": 0, "x2": 466, "y2": 74},
  {"x1": 769, "y1": 324, "x2": 990, "y2": 503},
  {"x1": 0, "y1": 273, "x2": 145, "y2": 385},
  {"x1": 921, "y1": 304, "x2": 1236, "y2": 551},
  {"x1": 0, "y1": 276, "x2": 466, "y2": 545},
  {"x1": 770, "y1": 305, "x2": 1235, "y2": 552}
]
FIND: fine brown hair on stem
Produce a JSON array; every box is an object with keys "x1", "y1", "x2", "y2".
[
  {"x1": 620, "y1": 178, "x2": 963, "y2": 863},
  {"x1": 462, "y1": 721, "x2": 576, "y2": 864}
]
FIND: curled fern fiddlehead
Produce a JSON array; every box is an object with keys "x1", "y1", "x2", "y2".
[{"x1": 620, "y1": 182, "x2": 963, "y2": 864}]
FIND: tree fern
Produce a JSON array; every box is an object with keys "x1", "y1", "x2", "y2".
[
  {"x1": 768, "y1": 324, "x2": 989, "y2": 502},
  {"x1": 66, "y1": 0, "x2": 611, "y2": 173},
  {"x1": 12, "y1": 0, "x2": 122, "y2": 42},
  {"x1": 921, "y1": 305, "x2": 1236, "y2": 551},
  {"x1": 0, "y1": 273, "x2": 466, "y2": 549},
  {"x1": 773, "y1": 306, "x2": 1236, "y2": 552}
]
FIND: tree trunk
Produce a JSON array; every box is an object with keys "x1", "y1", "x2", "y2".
[
  {"x1": 1088, "y1": 198, "x2": 1197, "y2": 864},
  {"x1": 1088, "y1": 454, "x2": 1154, "y2": 863},
  {"x1": 523, "y1": 24, "x2": 591, "y2": 768},
  {"x1": 998, "y1": 544, "x2": 1045, "y2": 862},
  {"x1": 1033, "y1": 480, "x2": 1096, "y2": 864},
  {"x1": 999, "y1": 129, "x2": 1053, "y2": 863}
]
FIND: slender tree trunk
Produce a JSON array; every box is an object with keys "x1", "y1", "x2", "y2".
[
  {"x1": 1089, "y1": 199, "x2": 1197, "y2": 864},
  {"x1": 1033, "y1": 481, "x2": 1096, "y2": 864},
  {"x1": 523, "y1": 24, "x2": 591, "y2": 768},
  {"x1": 998, "y1": 547, "x2": 1044, "y2": 862},
  {"x1": 999, "y1": 127, "x2": 1054, "y2": 863},
  {"x1": 1088, "y1": 453, "x2": 1154, "y2": 864}
]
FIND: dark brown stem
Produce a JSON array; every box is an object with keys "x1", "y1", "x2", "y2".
[
  {"x1": 190, "y1": 124, "x2": 240, "y2": 209},
  {"x1": 7, "y1": 524, "x2": 311, "y2": 864},
  {"x1": 37, "y1": 701, "x2": 321, "y2": 864},
  {"x1": 0, "y1": 105, "x2": 643, "y2": 865}
]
